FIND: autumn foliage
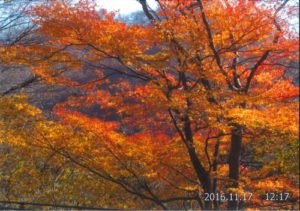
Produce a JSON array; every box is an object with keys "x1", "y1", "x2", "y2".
[{"x1": 0, "y1": 0, "x2": 299, "y2": 210}]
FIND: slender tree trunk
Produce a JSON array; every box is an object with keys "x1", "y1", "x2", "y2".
[
  {"x1": 186, "y1": 144, "x2": 212, "y2": 209},
  {"x1": 183, "y1": 116, "x2": 212, "y2": 210},
  {"x1": 212, "y1": 139, "x2": 220, "y2": 210},
  {"x1": 227, "y1": 126, "x2": 243, "y2": 210},
  {"x1": 180, "y1": 72, "x2": 213, "y2": 209}
]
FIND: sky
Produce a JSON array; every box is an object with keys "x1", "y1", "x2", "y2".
[{"x1": 98, "y1": 0, "x2": 157, "y2": 14}]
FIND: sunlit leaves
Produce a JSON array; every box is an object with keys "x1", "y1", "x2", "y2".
[{"x1": 0, "y1": 0, "x2": 298, "y2": 209}]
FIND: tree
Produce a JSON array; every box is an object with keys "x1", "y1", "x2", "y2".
[
  {"x1": 0, "y1": 0, "x2": 41, "y2": 96},
  {"x1": 0, "y1": 96, "x2": 146, "y2": 209},
  {"x1": 1, "y1": 0, "x2": 299, "y2": 210}
]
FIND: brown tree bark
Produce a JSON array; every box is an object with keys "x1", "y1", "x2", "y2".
[
  {"x1": 212, "y1": 139, "x2": 220, "y2": 210},
  {"x1": 183, "y1": 115, "x2": 212, "y2": 210},
  {"x1": 227, "y1": 126, "x2": 242, "y2": 210}
]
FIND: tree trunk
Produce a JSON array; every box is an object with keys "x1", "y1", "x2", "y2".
[
  {"x1": 212, "y1": 139, "x2": 220, "y2": 210},
  {"x1": 227, "y1": 126, "x2": 242, "y2": 210},
  {"x1": 186, "y1": 145, "x2": 212, "y2": 209},
  {"x1": 183, "y1": 115, "x2": 212, "y2": 210}
]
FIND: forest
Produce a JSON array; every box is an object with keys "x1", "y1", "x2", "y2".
[{"x1": 0, "y1": 0, "x2": 299, "y2": 210}]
